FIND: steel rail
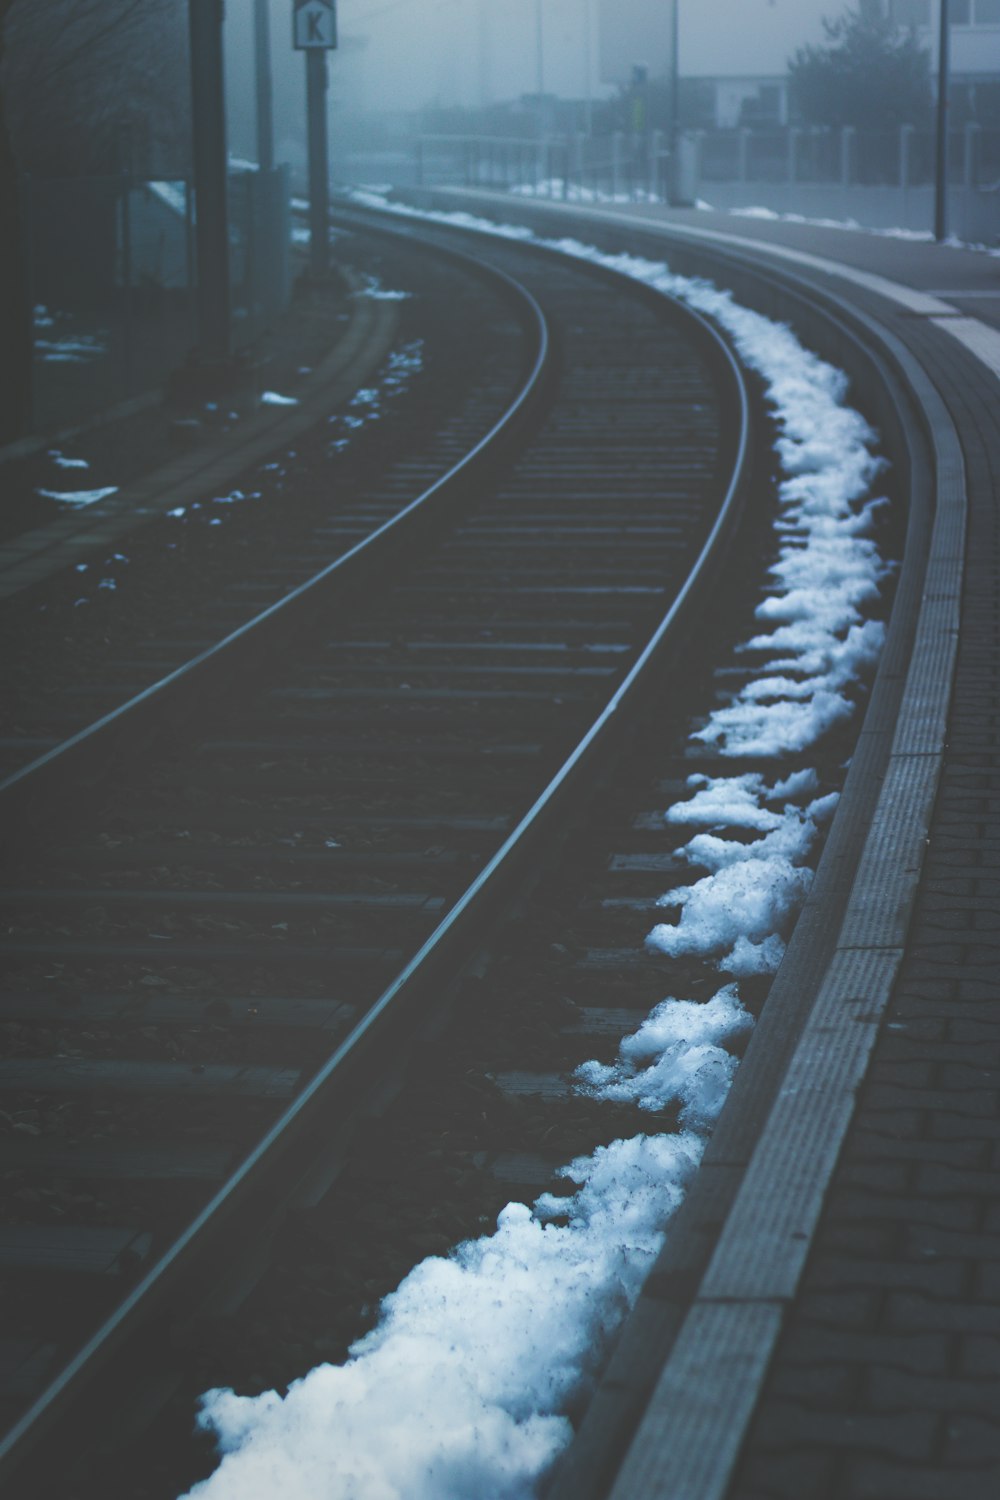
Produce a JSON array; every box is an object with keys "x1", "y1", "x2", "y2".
[
  {"x1": 0, "y1": 221, "x2": 753, "y2": 1491},
  {"x1": 0, "y1": 230, "x2": 551, "y2": 826}
]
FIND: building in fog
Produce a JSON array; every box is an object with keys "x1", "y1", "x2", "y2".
[
  {"x1": 222, "y1": 1, "x2": 1000, "y2": 153},
  {"x1": 597, "y1": 0, "x2": 1000, "y2": 129}
]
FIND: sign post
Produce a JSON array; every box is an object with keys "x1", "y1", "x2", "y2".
[
  {"x1": 934, "y1": 0, "x2": 950, "y2": 242},
  {"x1": 255, "y1": 0, "x2": 275, "y2": 173},
  {"x1": 189, "y1": 0, "x2": 230, "y2": 359},
  {"x1": 294, "y1": 0, "x2": 337, "y2": 277}
]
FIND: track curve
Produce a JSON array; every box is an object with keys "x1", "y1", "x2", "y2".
[
  {"x1": 0, "y1": 214, "x2": 755, "y2": 1495},
  {"x1": 385, "y1": 191, "x2": 960, "y2": 1500}
]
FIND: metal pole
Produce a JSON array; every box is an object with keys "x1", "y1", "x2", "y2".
[
  {"x1": 669, "y1": 0, "x2": 680, "y2": 204},
  {"x1": 188, "y1": 0, "x2": 230, "y2": 360},
  {"x1": 535, "y1": 0, "x2": 546, "y2": 184},
  {"x1": 583, "y1": 0, "x2": 593, "y2": 136},
  {"x1": 120, "y1": 170, "x2": 133, "y2": 387},
  {"x1": 934, "y1": 0, "x2": 950, "y2": 242},
  {"x1": 254, "y1": 0, "x2": 274, "y2": 173},
  {"x1": 306, "y1": 47, "x2": 329, "y2": 277}
]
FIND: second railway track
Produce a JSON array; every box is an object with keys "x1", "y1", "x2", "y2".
[{"x1": 0, "y1": 212, "x2": 769, "y2": 1494}]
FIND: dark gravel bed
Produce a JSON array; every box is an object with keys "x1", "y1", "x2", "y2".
[{"x1": 0, "y1": 228, "x2": 526, "y2": 765}]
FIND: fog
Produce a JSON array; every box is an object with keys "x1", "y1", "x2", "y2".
[
  {"x1": 225, "y1": 0, "x2": 589, "y2": 166},
  {"x1": 221, "y1": 0, "x2": 833, "y2": 175}
]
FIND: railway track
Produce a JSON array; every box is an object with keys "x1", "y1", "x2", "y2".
[
  {"x1": 0, "y1": 213, "x2": 771, "y2": 1495},
  {"x1": 0, "y1": 221, "x2": 527, "y2": 782}
]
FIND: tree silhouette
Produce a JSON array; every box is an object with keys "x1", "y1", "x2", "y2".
[
  {"x1": 788, "y1": 3, "x2": 932, "y2": 129},
  {"x1": 0, "y1": 0, "x2": 189, "y2": 443}
]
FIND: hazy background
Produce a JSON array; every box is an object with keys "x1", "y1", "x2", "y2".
[{"x1": 222, "y1": 0, "x2": 833, "y2": 167}]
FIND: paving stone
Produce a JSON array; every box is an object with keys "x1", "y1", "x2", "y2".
[
  {"x1": 807, "y1": 1255, "x2": 965, "y2": 1298},
  {"x1": 899, "y1": 979, "x2": 960, "y2": 1002},
  {"x1": 845, "y1": 1456, "x2": 997, "y2": 1500},
  {"x1": 938, "y1": 1062, "x2": 1000, "y2": 1090},
  {"x1": 943, "y1": 1415, "x2": 1000, "y2": 1467},
  {"x1": 836, "y1": 1159, "x2": 912, "y2": 1194},
  {"x1": 869, "y1": 1367, "x2": 1000, "y2": 1421},
  {"x1": 931, "y1": 1112, "x2": 1000, "y2": 1143},
  {"x1": 781, "y1": 1327, "x2": 950, "y2": 1376},
  {"x1": 958, "y1": 1336, "x2": 1000, "y2": 1378},
  {"x1": 888, "y1": 1293, "x2": 1000, "y2": 1336},
  {"x1": 867, "y1": 1059, "x2": 937, "y2": 1088},
  {"x1": 768, "y1": 1361, "x2": 857, "y2": 1406},
  {"x1": 867, "y1": 1084, "x2": 997, "y2": 1117},
  {"x1": 950, "y1": 1018, "x2": 1000, "y2": 1044},
  {"x1": 882, "y1": 1034, "x2": 999, "y2": 1064},
  {"x1": 857, "y1": 1107, "x2": 926, "y2": 1138},
  {"x1": 902, "y1": 1223, "x2": 1000, "y2": 1264},
  {"x1": 734, "y1": 1449, "x2": 839, "y2": 1500},
  {"x1": 822, "y1": 1222, "x2": 899, "y2": 1259},
  {"x1": 953, "y1": 982, "x2": 1000, "y2": 1002},
  {"x1": 796, "y1": 1289, "x2": 883, "y2": 1331},
  {"x1": 879, "y1": 1017, "x2": 948, "y2": 1043},
  {"x1": 752, "y1": 1400, "x2": 935, "y2": 1458},
  {"x1": 915, "y1": 1161, "x2": 1000, "y2": 1196},
  {"x1": 974, "y1": 1261, "x2": 1000, "y2": 1301},
  {"x1": 850, "y1": 1129, "x2": 985, "y2": 1168},
  {"x1": 827, "y1": 1187, "x2": 980, "y2": 1232}
]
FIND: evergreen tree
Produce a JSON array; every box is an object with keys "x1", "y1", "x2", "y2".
[{"x1": 789, "y1": 3, "x2": 932, "y2": 129}]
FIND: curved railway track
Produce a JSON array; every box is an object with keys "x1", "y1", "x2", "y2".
[{"x1": 0, "y1": 214, "x2": 765, "y2": 1495}]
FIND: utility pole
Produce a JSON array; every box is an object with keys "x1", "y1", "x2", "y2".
[
  {"x1": 254, "y1": 0, "x2": 274, "y2": 173},
  {"x1": 294, "y1": 0, "x2": 337, "y2": 277},
  {"x1": 477, "y1": 0, "x2": 490, "y2": 111},
  {"x1": 583, "y1": 0, "x2": 593, "y2": 137},
  {"x1": 188, "y1": 0, "x2": 231, "y2": 360},
  {"x1": 306, "y1": 49, "x2": 329, "y2": 274},
  {"x1": 534, "y1": 0, "x2": 546, "y2": 184},
  {"x1": 934, "y1": 0, "x2": 950, "y2": 241},
  {"x1": 668, "y1": 0, "x2": 680, "y2": 205}
]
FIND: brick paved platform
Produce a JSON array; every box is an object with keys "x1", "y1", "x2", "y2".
[
  {"x1": 427, "y1": 195, "x2": 1000, "y2": 1499},
  {"x1": 720, "y1": 224, "x2": 1000, "y2": 1500},
  {"x1": 604, "y1": 209, "x2": 1000, "y2": 1500}
]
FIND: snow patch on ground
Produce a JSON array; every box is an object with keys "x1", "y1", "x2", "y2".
[
  {"x1": 188, "y1": 1130, "x2": 704, "y2": 1500},
  {"x1": 576, "y1": 985, "x2": 752, "y2": 1127},
  {"x1": 35, "y1": 486, "x2": 119, "y2": 507},
  {"x1": 184, "y1": 195, "x2": 890, "y2": 1500},
  {"x1": 727, "y1": 204, "x2": 1000, "y2": 257}
]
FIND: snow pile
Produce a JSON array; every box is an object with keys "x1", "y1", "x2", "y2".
[
  {"x1": 185, "y1": 200, "x2": 889, "y2": 1500},
  {"x1": 187, "y1": 1133, "x2": 704, "y2": 1500},
  {"x1": 576, "y1": 985, "x2": 752, "y2": 1126},
  {"x1": 649, "y1": 854, "x2": 810, "y2": 976},
  {"x1": 645, "y1": 773, "x2": 839, "y2": 976},
  {"x1": 356, "y1": 272, "x2": 413, "y2": 301},
  {"x1": 512, "y1": 179, "x2": 662, "y2": 207},
  {"x1": 729, "y1": 204, "x2": 1000, "y2": 257},
  {"x1": 36, "y1": 485, "x2": 118, "y2": 507}
]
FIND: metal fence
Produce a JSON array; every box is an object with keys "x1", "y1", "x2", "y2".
[
  {"x1": 411, "y1": 125, "x2": 1000, "y2": 243},
  {"x1": 21, "y1": 165, "x2": 291, "y2": 435}
]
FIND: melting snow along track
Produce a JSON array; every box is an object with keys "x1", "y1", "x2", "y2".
[{"x1": 0, "y1": 215, "x2": 753, "y2": 1493}]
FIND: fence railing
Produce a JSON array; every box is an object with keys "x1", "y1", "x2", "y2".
[
  {"x1": 410, "y1": 125, "x2": 1000, "y2": 244},
  {"x1": 416, "y1": 124, "x2": 1000, "y2": 196},
  {"x1": 415, "y1": 131, "x2": 680, "y2": 203}
]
